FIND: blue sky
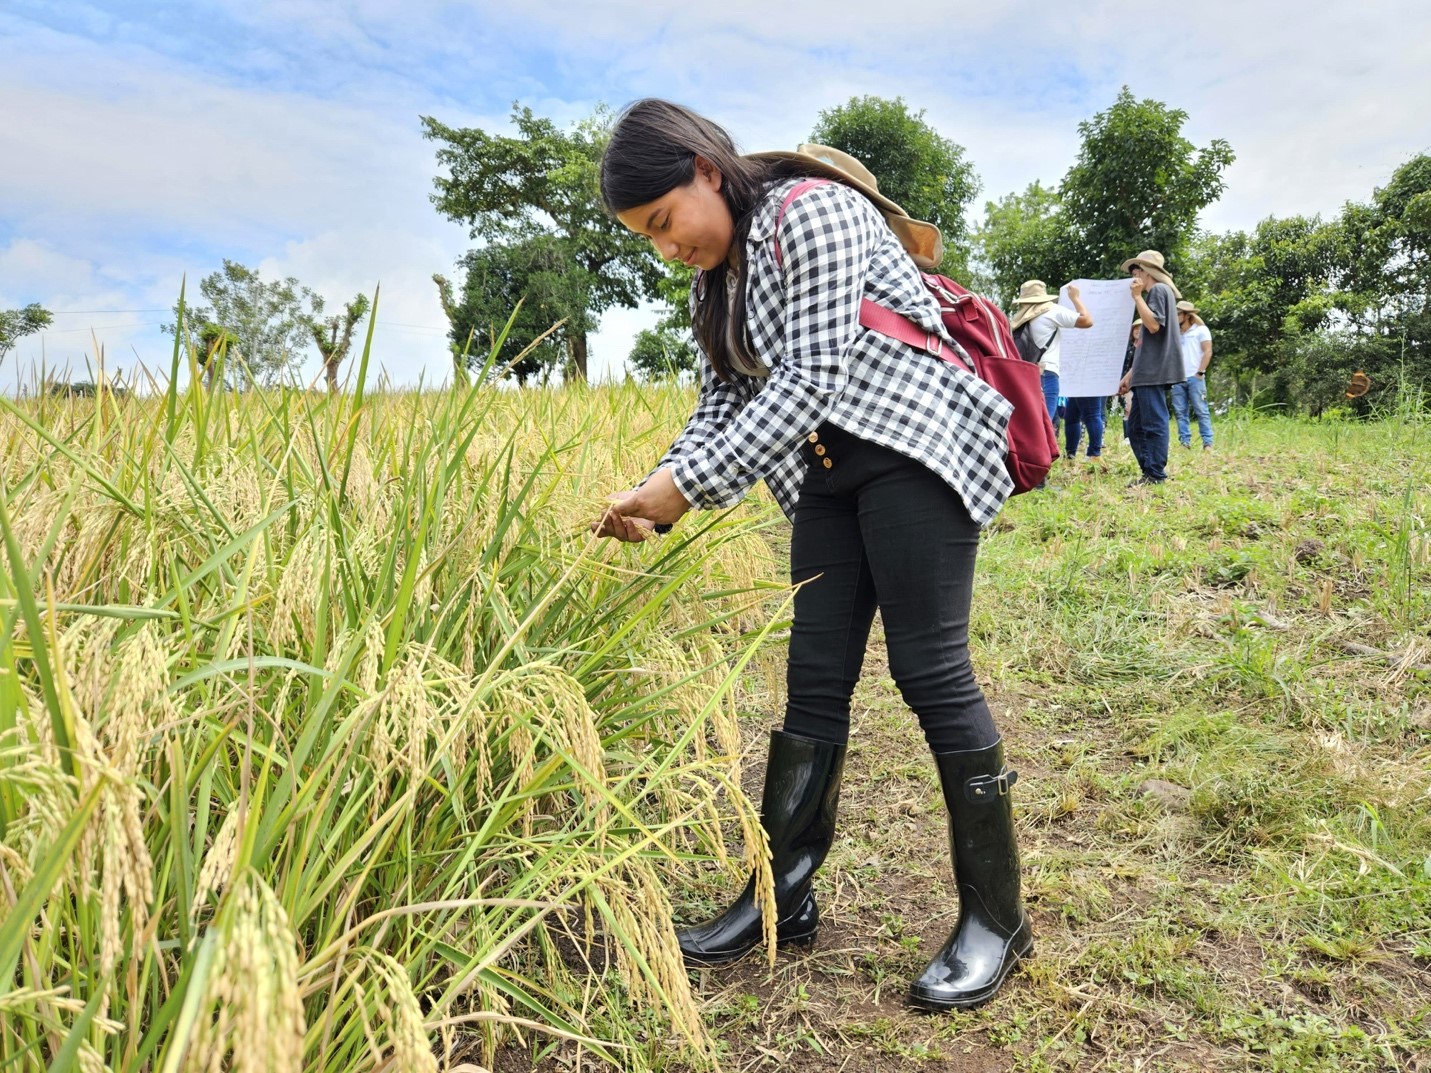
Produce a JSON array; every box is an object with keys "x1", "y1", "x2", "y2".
[{"x1": 3, "y1": 0, "x2": 1429, "y2": 390}]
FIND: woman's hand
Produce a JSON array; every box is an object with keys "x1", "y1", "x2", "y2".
[{"x1": 591, "y1": 468, "x2": 691, "y2": 541}]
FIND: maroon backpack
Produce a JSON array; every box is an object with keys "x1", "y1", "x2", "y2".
[{"x1": 776, "y1": 180, "x2": 1059, "y2": 494}]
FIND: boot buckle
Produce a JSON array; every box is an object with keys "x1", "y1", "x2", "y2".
[{"x1": 965, "y1": 767, "x2": 1018, "y2": 804}]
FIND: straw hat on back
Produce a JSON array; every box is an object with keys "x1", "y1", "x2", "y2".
[{"x1": 746, "y1": 144, "x2": 944, "y2": 269}]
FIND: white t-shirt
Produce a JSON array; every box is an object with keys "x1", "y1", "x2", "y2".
[
  {"x1": 1025, "y1": 305, "x2": 1082, "y2": 375},
  {"x1": 1180, "y1": 323, "x2": 1212, "y2": 379}
]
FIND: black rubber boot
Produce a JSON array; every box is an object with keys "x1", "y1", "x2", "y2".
[
  {"x1": 677, "y1": 729, "x2": 846, "y2": 966},
  {"x1": 909, "y1": 740, "x2": 1033, "y2": 1010}
]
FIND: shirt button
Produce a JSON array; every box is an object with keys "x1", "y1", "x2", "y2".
[
  {"x1": 814, "y1": 444, "x2": 826, "y2": 456},
  {"x1": 822, "y1": 458, "x2": 833, "y2": 469},
  {"x1": 807, "y1": 432, "x2": 819, "y2": 443}
]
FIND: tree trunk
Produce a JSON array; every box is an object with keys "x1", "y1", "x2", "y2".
[
  {"x1": 568, "y1": 332, "x2": 589, "y2": 384},
  {"x1": 325, "y1": 358, "x2": 339, "y2": 394}
]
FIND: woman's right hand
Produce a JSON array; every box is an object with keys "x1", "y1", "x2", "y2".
[{"x1": 591, "y1": 495, "x2": 658, "y2": 542}]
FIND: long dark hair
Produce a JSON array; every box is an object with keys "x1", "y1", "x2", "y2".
[{"x1": 601, "y1": 98, "x2": 804, "y2": 381}]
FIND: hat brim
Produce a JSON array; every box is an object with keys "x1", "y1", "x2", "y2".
[
  {"x1": 747, "y1": 150, "x2": 944, "y2": 269},
  {"x1": 1120, "y1": 256, "x2": 1163, "y2": 274},
  {"x1": 1013, "y1": 294, "x2": 1058, "y2": 305}
]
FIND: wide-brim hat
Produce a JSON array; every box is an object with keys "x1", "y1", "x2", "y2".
[
  {"x1": 746, "y1": 144, "x2": 944, "y2": 269},
  {"x1": 1013, "y1": 280, "x2": 1059, "y2": 305},
  {"x1": 1009, "y1": 279, "x2": 1062, "y2": 330},
  {"x1": 1176, "y1": 300, "x2": 1199, "y2": 314},
  {"x1": 1120, "y1": 248, "x2": 1182, "y2": 298},
  {"x1": 1121, "y1": 249, "x2": 1169, "y2": 274}
]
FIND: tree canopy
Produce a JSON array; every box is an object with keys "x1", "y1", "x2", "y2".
[
  {"x1": 810, "y1": 96, "x2": 981, "y2": 280},
  {"x1": 975, "y1": 87, "x2": 1234, "y2": 305},
  {"x1": 0, "y1": 303, "x2": 54, "y2": 365},
  {"x1": 422, "y1": 104, "x2": 667, "y2": 382},
  {"x1": 167, "y1": 260, "x2": 321, "y2": 386}
]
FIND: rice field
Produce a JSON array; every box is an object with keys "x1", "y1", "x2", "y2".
[
  {"x1": 0, "y1": 338, "x2": 792, "y2": 1071},
  {"x1": 3, "y1": 329, "x2": 1429, "y2": 1071}
]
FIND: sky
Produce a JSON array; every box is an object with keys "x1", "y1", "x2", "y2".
[{"x1": 2, "y1": 0, "x2": 1429, "y2": 392}]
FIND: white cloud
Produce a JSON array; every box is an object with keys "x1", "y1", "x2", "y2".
[{"x1": 2, "y1": 0, "x2": 1429, "y2": 392}]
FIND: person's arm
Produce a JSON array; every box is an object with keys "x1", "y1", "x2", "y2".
[
  {"x1": 1196, "y1": 335, "x2": 1213, "y2": 376},
  {"x1": 1066, "y1": 284, "x2": 1094, "y2": 328},
  {"x1": 664, "y1": 183, "x2": 873, "y2": 512}
]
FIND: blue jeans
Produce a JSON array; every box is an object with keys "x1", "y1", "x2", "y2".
[
  {"x1": 1064, "y1": 397, "x2": 1105, "y2": 457},
  {"x1": 1169, "y1": 377, "x2": 1213, "y2": 446},
  {"x1": 1126, "y1": 385, "x2": 1171, "y2": 482},
  {"x1": 1041, "y1": 370, "x2": 1059, "y2": 422},
  {"x1": 782, "y1": 424, "x2": 999, "y2": 754}
]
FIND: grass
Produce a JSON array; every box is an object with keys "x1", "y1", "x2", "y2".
[
  {"x1": 2, "y1": 355, "x2": 1428, "y2": 1072},
  {"x1": 669, "y1": 403, "x2": 1430, "y2": 1072}
]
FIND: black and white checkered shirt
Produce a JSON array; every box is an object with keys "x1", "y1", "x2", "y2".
[{"x1": 655, "y1": 179, "x2": 1014, "y2": 526}]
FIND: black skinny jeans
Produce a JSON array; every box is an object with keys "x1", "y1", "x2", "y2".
[{"x1": 781, "y1": 424, "x2": 1000, "y2": 754}]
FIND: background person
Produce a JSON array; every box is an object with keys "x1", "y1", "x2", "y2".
[
  {"x1": 1171, "y1": 300, "x2": 1213, "y2": 449},
  {"x1": 1008, "y1": 280, "x2": 1093, "y2": 424},
  {"x1": 1117, "y1": 251, "x2": 1184, "y2": 484},
  {"x1": 593, "y1": 98, "x2": 1031, "y2": 1011}
]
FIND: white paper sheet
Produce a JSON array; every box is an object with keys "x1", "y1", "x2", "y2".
[{"x1": 1055, "y1": 279, "x2": 1137, "y2": 398}]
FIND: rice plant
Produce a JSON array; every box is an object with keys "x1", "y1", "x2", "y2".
[{"x1": 0, "y1": 316, "x2": 787, "y2": 1071}]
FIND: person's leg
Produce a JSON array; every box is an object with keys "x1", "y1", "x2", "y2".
[
  {"x1": 1170, "y1": 380, "x2": 1192, "y2": 446},
  {"x1": 842, "y1": 445, "x2": 1028, "y2": 1009},
  {"x1": 1125, "y1": 391, "x2": 1150, "y2": 475},
  {"x1": 1190, "y1": 376, "x2": 1213, "y2": 446},
  {"x1": 1041, "y1": 370, "x2": 1059, "y2": 422},
  {"x1": 1133, "y1": 385, "x2": 1171, "y2": 481},
  {"x1": 1080, "y1": 397, "x2": 1106, "y2": 457},
  {"x1": 677, "y1": 429, "x2": 873, "y2": 965},
  {"x1": 1064, "y1": 396, "x2": 1083, "y2": 458}
]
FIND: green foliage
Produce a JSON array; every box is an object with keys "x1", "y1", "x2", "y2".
[
  {"x1": 627, "y1": 327, "x2": 697, "y2": 381},
  {"x1": 165, "y1": 260, "x2": 321, "y2": 386},
  {"x1": 810, "y1": 96, "x2": 981, "y2": 280},
  {"x1": 422, "y1": 104, "x2": 668, "y2": 382},
  {"x1": 973, "y1": 182, "x2": 1075, "y2": 305},
  {"x1": 0, "y1": 302, "x2": 53, "y2": 363},
  {"x1": 307, "y1": 292, "x2": 371, "y2": 393},
  {"x1": 1060, "y1": 87, "x2": 1234, "y2": 277},
  {"x1": 1185, "y1": 153, "x2": 1431, "y2": 411},
  {"x1": 974, "y1": 87, "x2": 1233, "y2": 305},
  {"x1": 444, "y1": 238, "x2": 591, "y2": 385}
]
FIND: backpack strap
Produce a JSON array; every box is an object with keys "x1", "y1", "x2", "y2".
[{"x1": 772, "y1": 179, "x2": 833, "y2": 269}]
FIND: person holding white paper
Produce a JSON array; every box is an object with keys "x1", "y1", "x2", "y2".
[{"x1": 1009, "y1": 280, "x2": 1094, "y2": 427}]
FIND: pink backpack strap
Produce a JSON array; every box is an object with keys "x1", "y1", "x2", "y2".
[
  {"x1": 772, "y1": 179, "x2": 833, "y2": 268},
  {"x1": 857, "y1": 300, "x2": 972, "y2": 376}
]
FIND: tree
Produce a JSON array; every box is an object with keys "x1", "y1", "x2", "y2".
[
  {"x1": 972, "y1": 182, "x2": 1077, "y2": 306},
  {"x1": 0, "y1": 303, "x2": 53, "y2": 366},
  {"x1": 421, "y1": 104, "x2": 667, "y2": 382},
  {"x1": 196, "y1": 323, "x2": 239, "y2": 389},
  {"x1": 166, "y1": 260, "x2": 320, "y2": 386},
  {"x1": 1181, "y1": 216, "x2": 1340, "y2": 391},
  {"x1": 810, "y1": 96, "x2": 981, "y2": 280},
  {"x1": 443, "y1": 238, "x2": 590, "y2": 386},
  {"x1": 628, "y1": 328, "x2": 697, "y2": 382},
  {"x1": 1059, "y1": 87, "x2": 1234, "y2": 278},
  {"x1": 974, "y1": 88, "x2": 1234, "y2": 305},
  {"x1": 308, "y1": 293, "x2": 370, "y2": 394}
]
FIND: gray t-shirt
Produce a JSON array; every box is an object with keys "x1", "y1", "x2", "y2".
[{"x1": 1130, "y1": 282, "x2": 1184, "y2": 387}]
